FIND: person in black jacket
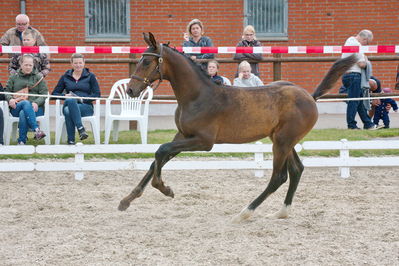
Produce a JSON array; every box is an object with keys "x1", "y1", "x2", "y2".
[
  {"x1": 233, "y1": 25, "x2": 262, "y2": 77},
  {"x1": 52, "y1": 53, "x2": 100, "y2": 145}
]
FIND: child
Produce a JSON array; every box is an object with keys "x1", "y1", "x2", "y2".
[
  {"x1": 8, "y1": 29, "x2": 51, "y2": 77},
  {"x1": 207, "y1": 60, "x2": 231, "y2": 85},
  {"x1": 373, "y1": 87, "x2": 398, "y2": 128},
  {"x1": 233, "y1": 60, "x2": 263, "y2": 87}
]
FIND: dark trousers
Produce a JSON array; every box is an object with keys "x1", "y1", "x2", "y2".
[
  {"x1": 0, "y1": 107, "x2": 3, "y2": 145},
  {"x1": 342, "y1": 73, "x2": 374, "y2": 129},
  {"x1": 373, "y1": 106, "x2": 390, "y2": 127}
]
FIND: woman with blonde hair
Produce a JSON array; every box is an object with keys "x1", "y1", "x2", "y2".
[
  {"x1": 233, "y1": 60, "x2": 263, "y2": 87},
  {"x1": 233, "y1": 25, "x2": 262, "y2": 77},
  {"x1": 4, "y1": 53, "x2": 47, "y2": 144},
  {"x1": 183, "y1": 18, "x2": 214, "y2": 67},
  {"x1": 52, "y1": 53, "x2": 100, "y2": 144}
]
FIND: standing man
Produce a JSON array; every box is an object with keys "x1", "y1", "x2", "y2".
[
  {"x1": 341, "y1": 29, "x2": 380, "y2": 130},
  {"x1": 0, "y1": 14, "x2": 47, "y2": 56}
]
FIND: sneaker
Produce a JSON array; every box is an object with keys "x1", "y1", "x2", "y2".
[
  {"x1": 78, "y1": 127, "x2": 89, "y2": 140},
  {"x1": 67, "y1": 140, "x2": 76, "y2": 145},
  {"x1": 34, "y1": 129, "x2": 46, "y2": 140},
  {"x1": 384, "y1": 125, "x2": 390, "y2": 129},
  {"x1": 18, "y1": 141, "x2": 25, "y2": 145},
  {"x1": 366, "y1": 124, "x2": 384, "y2": 130}
]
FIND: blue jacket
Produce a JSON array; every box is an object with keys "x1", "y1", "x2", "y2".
[
  {"x1": 376, "y1": 98, "x2": 398, "y2": 113},
  {"x1": 210, "y1": 75, "x2": 224, "y2": 85},
  {"x1": 183, "y1": 36, "x2": 214, "y2": 59},
  {"x1": 52, "y1": 68, "x2": 100, "y2": 104}
]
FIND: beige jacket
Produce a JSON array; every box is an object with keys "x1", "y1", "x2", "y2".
[{"x1": 0, "y1": 26, "x2": 47, "y2": 57}]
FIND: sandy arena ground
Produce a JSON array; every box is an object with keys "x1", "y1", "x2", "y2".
[{"x1": 0, "y1": 166, "x2": 398, "y2": 265}]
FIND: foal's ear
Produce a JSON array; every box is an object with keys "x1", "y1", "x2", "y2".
[
  {"x1": 143, "y1": 32, "x2": 157, "y2": 48},
  {"x1": 148, "y1": 32, "x2": 157, "y2": 48}
]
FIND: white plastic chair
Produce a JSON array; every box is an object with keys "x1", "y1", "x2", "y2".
[
  {"x1": 3, "y1": 96, "x2": 51, "y2": 145},
  {"x1": 104, "y1": 79, "x2": 153, "y2": 144},
  {"x1": 55, "y1": 99, "x2": 101, "y2": 144}
]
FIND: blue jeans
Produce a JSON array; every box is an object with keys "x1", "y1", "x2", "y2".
[
  {"x1": 63, "y1": 99, "x2": 93, "y2": 142},
  {"x1": 10, "y1": 100, "x2": 44, "y2": 143},
  {"x1": 342, "y1": 73, "x2": 374, "y2": 129}
]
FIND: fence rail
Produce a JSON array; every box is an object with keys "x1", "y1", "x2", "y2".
[
  {"x1": 1, "y1": 55, "x2": 398, "y2": 81},
  {"x1": 1, "y1": 140, "x2": 398, "y2": 180}
]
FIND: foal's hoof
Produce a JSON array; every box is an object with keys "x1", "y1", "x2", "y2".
[
  {"x1": 164, "y1": 186, "x2": 174, "y2": 198},
  {"x1": 271, "y1": 205, "x2": 290, "y2": 219},
  {"x1": 118, "y1": 199, "x2": 131, "y2": 211},
  {"x1": 231, "y1": 207, "x2": 254, "y2": 224}
]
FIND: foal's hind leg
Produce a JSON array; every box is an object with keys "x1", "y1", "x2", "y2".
[
  {"x1": 232, "y1": 147, "x2": 290, "y2": 223},
  {"x1": 273, "y1": 149, "x2": 304, "y2": 218}
]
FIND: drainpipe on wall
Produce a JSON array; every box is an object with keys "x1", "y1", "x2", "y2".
[{"x1": 20, "y1": 0, "x2": 26, "y2": 14}]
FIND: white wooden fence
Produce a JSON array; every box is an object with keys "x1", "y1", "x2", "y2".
[{"x1": 1, "y1": 139, "x2": 398, "y2": 179}]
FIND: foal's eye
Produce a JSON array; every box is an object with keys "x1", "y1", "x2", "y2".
[{"x1": 142, "y1": 58, "x2": 152, "y2": 66}]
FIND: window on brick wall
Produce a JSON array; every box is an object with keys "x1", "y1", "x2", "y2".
[
  {"x1": 244, "y1": 0, "x2": 288, "y2": 40},
  {"x1": 85, "y1": 0, "x2": 130, "y2": 42}
]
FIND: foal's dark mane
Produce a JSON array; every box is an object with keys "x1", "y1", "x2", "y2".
[
  {"x1": 162, "y1": 43, "x2": 215, "y2": 85},
  {"x1": 163, "y1": 43, "x2": 295, "y2": 90}
]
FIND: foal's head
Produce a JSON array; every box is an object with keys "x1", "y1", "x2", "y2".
[{"x1": 127, "y1": 32, "x2": 163, "y2": 97}]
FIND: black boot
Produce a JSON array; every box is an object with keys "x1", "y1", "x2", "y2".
[{"x1": 78, "y1": 127, "x2": 89, "y2": 140}]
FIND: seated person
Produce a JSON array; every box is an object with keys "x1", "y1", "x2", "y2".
[
  {"x1": 4, "y1": 54, "x2": 47, "y2": 144},
  {"x1": 52, "y1": 53, "x2": 100, "y2": 145},
  {"x1": 233, "y1": 60, "x2": 264, "y2": 87},
  {"x1": 373, "y1": 87, "x2": 398, "y2": 128},
  {"x1": 9, "y1": 29, "x2": 51, "y2": 77},
  {"x1": 207, "y1": 60, "x2": 231, "y2": 85}
]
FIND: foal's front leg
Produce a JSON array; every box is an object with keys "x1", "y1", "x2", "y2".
[
  {"x1": 151, "y1": 136, "x2": 214, "y2": 197},
  {"x1": 118, "y1": 132, "x2": 186, "y2": 211},
  {"x1": 118, "y1": 161, "x2": 156, "y2": 211}
]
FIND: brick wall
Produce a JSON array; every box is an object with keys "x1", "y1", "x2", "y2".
[{"x1": 0, "y1": 0, "x2": 398, "y2": 96}]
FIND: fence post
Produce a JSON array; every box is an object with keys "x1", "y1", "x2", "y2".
[
  {"x1": 273, "y1": 54, "x2": 282, "y2": 81},
  {"x1": 254, "y1": 141, "x2": 264, "y2": 177},
  {"x1": 339, "y1": 139, "x2": 350, "y2": 178},
  {"x1": 74, "y1": 143, "x2": 85, "y2": 180}
]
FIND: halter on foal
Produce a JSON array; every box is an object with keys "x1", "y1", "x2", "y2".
[{"x1": 119, "y1": 32, "x2": 356, "y2": 222}]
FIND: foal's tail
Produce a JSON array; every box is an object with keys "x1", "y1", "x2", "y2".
[{"x1": 312, "y1": 54, "x2": 358, "y2": 100}]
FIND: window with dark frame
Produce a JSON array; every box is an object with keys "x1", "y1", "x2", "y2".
[
  {"x1": 85, "y1": 0, "x2": 130, "y2": 42},
  {"x1": 244, "y1": 0, "x2": 288, "y2": 40}
]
